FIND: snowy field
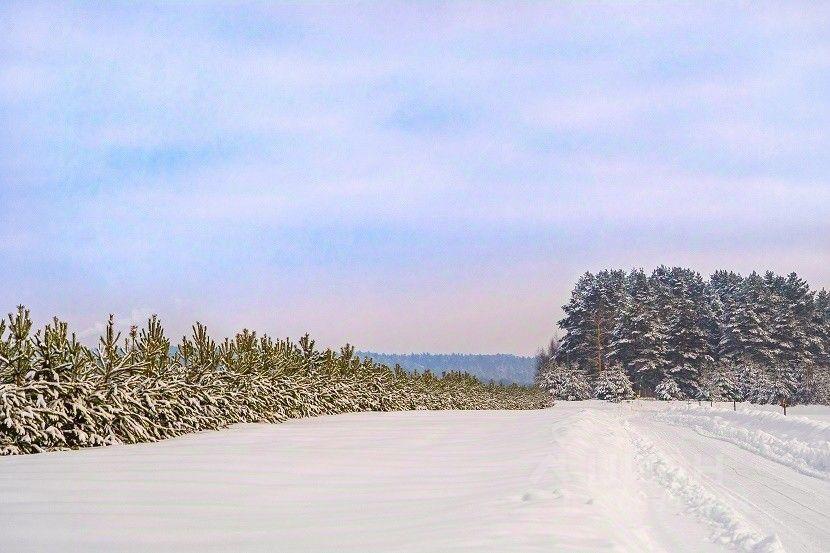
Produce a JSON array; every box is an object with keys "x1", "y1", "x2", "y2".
[{"x1": 1, "y1": 402, "x2": 828, "y2": 552}]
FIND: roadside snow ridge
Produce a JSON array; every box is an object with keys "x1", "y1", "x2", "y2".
[
  {"x1": 656, "y1": 405, "x2": 830, "y2": 480},
  {"x1": 630, "y1": 429, "x2": 785, "y2": 553}
]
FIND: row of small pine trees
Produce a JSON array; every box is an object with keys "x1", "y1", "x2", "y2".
[{"x1": 0, "y1": 306, "x2": 549, "y2": 455}]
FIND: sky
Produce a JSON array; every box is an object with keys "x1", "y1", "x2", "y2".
[{"x1": 1, "y1": 2, "x2": 829, "y2": 354}]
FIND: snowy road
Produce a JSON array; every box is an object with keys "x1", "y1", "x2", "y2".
[
  {"x1": 629, "y1": 403, "x2": 830, "y2": 553},
  {"x1": 1, "y1": 402, "x2": 828, "y2": 552}
]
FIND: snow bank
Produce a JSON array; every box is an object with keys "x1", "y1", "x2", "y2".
[
  {"x1": 4, "y1": 402, "x2": 824, "y2": 552},
  {"x1": 630, "y1": 430, "x2": 785, "y2": 553},
  {"x1": 724, "y1": 403, "x2": 830, "y2": 424},
  {"x1": 656, "y1": 404, "x2": 830, "y2": 480},
  {"x1": 0, "y1": 404, "x2": 723, "y2": 552}
]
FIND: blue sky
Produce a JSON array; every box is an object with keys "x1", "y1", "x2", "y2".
[{"x1": 1, "y1": 2, "x2": 828, "y2": 354}]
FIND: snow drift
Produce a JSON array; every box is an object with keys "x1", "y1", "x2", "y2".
[{"x1": 656, "y1": 404, "x2": 830, "y2": 480}]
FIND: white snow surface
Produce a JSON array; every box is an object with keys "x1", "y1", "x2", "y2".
[
  {"x1": 654, "y1": 403, "x2": 830, "y2": 480},
  {"x1": 1, "y1": 401, "x2": 828, "y2": 552}
]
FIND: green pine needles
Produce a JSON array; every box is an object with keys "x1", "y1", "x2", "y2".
[{"x1": 0, "y1": 306, "x2": 549, "y2": 455}]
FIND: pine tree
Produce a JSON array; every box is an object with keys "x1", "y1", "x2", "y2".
[
  {"x1": 556, "y1": 272, "x2": 596, "y2": 371},
  {"x1": 807, "y1": 290, "x2": 830, "y2": 400},
  {"x1": 655, "y1": 374, "x2": 685, "y2": 400},
  {"x1": 739, "y1": 362, "x2": 774, "y2": 404},
  {"x1": 810, "y1": 366, "x2": 830, "y2": 405},
  {"x1": 534, "y1": 336, "x2": 561, "y2": 384},
  {"x1": 723, "y1": 272, "x2": 774, "y2": 366},
  {"x1": 537, "y1": 361, "x2": 591, "y2": 401},
  {"x1": 608, "y1": 269, "x2": 668, "y2": 394},
  {"x1": 652, "y1": 268, "x2": 712, "y2": 397},
  {"x1": 770, "y1": 363, "x2": 802, "y2": 407},
  {"x1": 593, "y1": 364, "x2": 636, "y2": 401},
  {"x1": 765, "y1": 273, "x2": 804, "y2": 366},
  {"x1": 707, "y1": 363, "x2": 742, "y2": 401},
  {"x1": 709, "y1": 270, "x2": 744, "y2": 361},
  {"x1": 556, "y1": 270, "x2": 626, "y2": 376}
]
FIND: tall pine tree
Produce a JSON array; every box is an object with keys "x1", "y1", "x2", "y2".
[{"x1": 608, "y1": 269, "x2": 668, "y2": 394}]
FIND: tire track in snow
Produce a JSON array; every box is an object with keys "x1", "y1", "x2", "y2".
[
  {"x1": 654, "y1": 406, "x2": 830, "y2": 480},
  {"x1": 627, "y1": 421, "x2": 786, "y2": 553},
  {"x1": 630, "y1": 403, "x2": 830, "y2": 553}
]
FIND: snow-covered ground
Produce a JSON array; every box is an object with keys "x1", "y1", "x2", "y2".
[{"x1": 1, "y1": 402, "x2": 828, "y2": 552}]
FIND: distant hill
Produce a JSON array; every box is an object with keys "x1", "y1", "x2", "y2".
[{"x1": 357, "y1": 352, "x2": 536, "y2": 385}]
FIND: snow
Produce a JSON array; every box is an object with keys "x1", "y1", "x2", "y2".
[
  {"x1": 653, "y1": 403, "x2": 830, "y2": 480},
  {"x1": 1, "y1": 402, "x2": 828, "y2": 552},
  {"x1": 630, "y1": 402, "x2": 830, "y2": 552},
  {"x1": 718, "y1": 402, "x2": 830, "y2": 424},
  {"x1": 630, "y1": 432, "x2": 785, "y2": 552}
]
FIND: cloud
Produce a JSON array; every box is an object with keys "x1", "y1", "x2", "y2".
[
  {"x1": 76, "y1": 307, "x2": 158, "y2": 340},
  {"x1": 1, "y1": 2, "x2": 828, "y2": 353}
]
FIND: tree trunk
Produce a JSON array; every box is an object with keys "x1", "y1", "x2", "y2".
[{"x1": 594, "y1": 313, "x2": 604, "y2": 374}]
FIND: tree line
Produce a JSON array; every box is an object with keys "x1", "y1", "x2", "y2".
[
  {"x1": 358, "y1": 352, "x2": 535, "y2": 385},
  {"x1": 0, "y1": 306, "x2": 549, "y2": 455},
  {"x1": 538, "y1": 267, "x2": 830, "y2": 404}
]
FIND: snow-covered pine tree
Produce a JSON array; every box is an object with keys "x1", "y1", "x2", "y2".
[
  {"x1": 1, "y1": 306, "x2": 34, "y2": 386},
  {"x1": 534, "y1": 336, "x2": 561, "y2": 384},
  {"x1": 709, "y1": 270, "x2": 744, "y2": 361},
  {"x1": 708, "y1": 363, "x2": 742, "y2": 402},
  {"x1": 556, "y1": 272, "x2": 596, "y2": 371},
  {"x1": 556, "y1": 270, "x2": 626, "y2": 377},
  {"x1": 608, "y1": 269, "x2": 668, "y2": 395},
  {"x1": 738, "y1": 362, "x2": 774, "y2": 404},
  {"x1": 651, "y1": 268, "x2": 712, "y2": 397},
  {"x1": 655, "y1": 374, "x2": 685, "y2": 400},
  {"x1": 537, "y1": 360, "x2": 591, "y2": 400},
  {"x1": 806, "y1": 289, "x2": 830, "y2": 402},
  {"x1": 696, "y1": 365, "x2": 714, "y2": 402},
  {"x1": 722, "y1": 272, "x2": 774, "y2": 367},
  {"x1": 810, "y1": 366, "x2": 830, "y2": 405},
  {"x1": 765, "y1": 273, "x2": 804, "y2": 367},
  {"x1": 769, "y1": 363, "x2": 802, "y2": 408},
  {"x1": 778, "y1": 273, "x2": 818, "y2": 402},
  {"x1": 593, "y1": 365, "x2": 635, "y2": 401}
]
